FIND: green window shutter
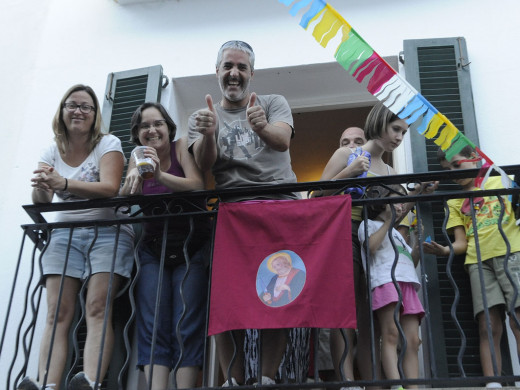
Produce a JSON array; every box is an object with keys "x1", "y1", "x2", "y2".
[
  {"x1": 403, "y1": 38, "x2": 512, "y2": 379},
  {"x1": 403, "y1": 37, "x2": 479, "y2": 172},
  {"x1": 101, "y1": 65, "x2": 164, "y2": 163},
  {"x1": 404, "y1": 37, "x2": 479, "y2": 379}
]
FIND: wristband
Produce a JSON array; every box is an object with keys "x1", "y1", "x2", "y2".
[{"x1": 63, "y1": 178, "x2": 68, "y2": 191}]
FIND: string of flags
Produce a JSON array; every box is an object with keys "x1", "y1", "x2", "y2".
[{"x1": 278, "y1": 0, "x2": 512, "y2": 189}]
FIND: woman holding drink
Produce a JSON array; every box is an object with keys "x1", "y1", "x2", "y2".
[
  {"x1": 21, "y1": 84, "x2": 134, "y2": 390},
  {"x1": 121, "y1": 102, "x2": 209, "y2": 390}
]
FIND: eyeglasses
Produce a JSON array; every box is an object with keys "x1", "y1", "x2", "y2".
[
  {"x1": 220, "y1": 40, "x2": 254, "y2": 53},
  {"x1": 63, "y1": 102, "x2": 96, "y2": 114},
  {"x1": 138, "y1": 120, "x2": 166, "y2": 131}
]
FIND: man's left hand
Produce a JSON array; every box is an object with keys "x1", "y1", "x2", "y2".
[{"x1": 247, "y1": 92, "x2": 267, "y2": 133}]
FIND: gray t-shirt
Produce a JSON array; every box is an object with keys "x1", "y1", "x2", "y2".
[{"x1": 188, "y1": 94, "x2": 298, "y2": 192}]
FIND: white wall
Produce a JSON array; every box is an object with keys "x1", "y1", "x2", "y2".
[{"x1": 1, "y1": 0, "x2": 519, "y2": 381}]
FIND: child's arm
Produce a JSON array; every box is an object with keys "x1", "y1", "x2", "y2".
[
  {"x1": 367, "y1": 210, "x2": 393, "y2": 257},
  {"x1": 411, "y1": 241, "x2": 420, "y2": 267},
  {"x1": 423, "y1": 225, "x2": 467, "y2": 257}
]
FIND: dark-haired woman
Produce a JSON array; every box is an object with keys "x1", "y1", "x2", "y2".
[{"x1": 121, "y1": 102, "x2": 208, "y2": 390}]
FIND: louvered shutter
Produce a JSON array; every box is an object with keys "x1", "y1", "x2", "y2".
[
  {"x1": 404, "y1": 38, "x2": 479, "y2": 172},
  {"x1": 102, "y1": 65, "x2": 164, "y2": 164},
  {"x1": 404, "y1": 38, "x2": 512, "y2": 379}
]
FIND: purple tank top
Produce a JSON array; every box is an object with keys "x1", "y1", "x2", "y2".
[
  {"x1": 142, "y1": 141, "x2": 185, "y2": 195},
  {"x1": 141, "y1": 141, "x2": 189, "y2": 240}
]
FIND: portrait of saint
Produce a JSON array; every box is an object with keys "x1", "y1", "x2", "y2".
[{"x1": 256, "y1": 250, "x2": 306, "y2": 307}]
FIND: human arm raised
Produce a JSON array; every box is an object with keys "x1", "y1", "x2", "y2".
[
  {"x1": 191, "y1": 94, "x2": 218, "y2": 172},
  {"x1": 366, "y1": 208, "x2": 394, "y2": 257},
  {"x1": 246, "y1": 92, "x2": 292, "y2": 152}
]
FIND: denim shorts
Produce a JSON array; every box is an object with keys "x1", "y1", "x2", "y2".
[
  {"x1": 42, "y1": 226, "x2": 135, "y2": 279},
  {"x1": 468, "y1": 252, "x2": 520, "y2": 317},
  {"x1": 136, "y1": 243, "x2": 209, "y2": 369}
]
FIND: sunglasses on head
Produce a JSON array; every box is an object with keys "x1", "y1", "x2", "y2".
[{"x1": 220, "y1": 40, "x2": 254, "y2": 52}]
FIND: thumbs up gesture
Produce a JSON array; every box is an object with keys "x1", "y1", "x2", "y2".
[
  {"x1": 194, "y1": 94, "x2": 218, "y2": 136},
  {"x1": 246, "y1": 92, "x2": 267, "y2": 133}
]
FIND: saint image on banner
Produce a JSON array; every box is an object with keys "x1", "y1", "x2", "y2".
[
  {"x1": 257, "y1": 250, "x2": 306, "y2": 307},
  {"x1": 208, "y1": 196, "x2": 355, "y2": 335}
]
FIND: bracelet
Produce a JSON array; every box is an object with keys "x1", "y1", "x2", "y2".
[{"x1": 63, "y1": 178, "x2": 68, "y2": 191}]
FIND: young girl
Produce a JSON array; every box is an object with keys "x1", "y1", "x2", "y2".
[
  {"x1": 321, "y1": 103, "x2": 436, "y2": 385},
  {"x1": 358, "y1": 185, "x2": 423, "y2": 389}
]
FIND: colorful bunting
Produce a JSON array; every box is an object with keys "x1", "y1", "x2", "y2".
[{"x1": 278, "y1": 0, "x2": 510, "y2": 187}]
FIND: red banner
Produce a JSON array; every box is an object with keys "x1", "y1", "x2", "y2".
[{"x1": 208, "y1": 195, "x2": 355, "y2": 335}]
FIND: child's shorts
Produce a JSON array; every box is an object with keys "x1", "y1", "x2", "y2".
[
  {"x1": 372, "y1": 281, "x2": 425, "y2": 319},
  {"x1": 42, "y1": 226, "x2": 135, "y2": 280},
  {"x1": 468, "y1": 251, "x2": 520, "y2": 318}
]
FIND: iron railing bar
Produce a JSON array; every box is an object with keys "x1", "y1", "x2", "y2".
[
  {"x1": 470, "y1": 196, "x2": 499, "y2": 376},
  {"x1": 8, "y1": 168, "x2": 520, "y2": 389},
  {"x1": 414, "y1": 202, "x2": 439, "y2": 378},
  {"x1": 202, "y1": 213, "x2": 218, "y2": 388},
  {"x1": 498, "y1": 195, "x2": 520, "y2": 331},
  {"x1": 172, "y1": 215, "x2": 196, "y2": 389},
  {"x1": 119, "y1": 223, "x2": 142, "y2": 390},
  {"x1": 21, "y1": 165, "x2": 520, "y2": 223},
  {"x1": 1, "y1": 230, "x2": 29, "y2": 359},
  {"x1": 147, "y1": 217, "x2": 170, "y2": 390},
  {"x1": 8, "y1": 230, "x2": 43, "y2": 389},
  {"x1": 92, "y1": 225, "x2": 120, "y2": 390},
  {"x1": 21, "y1": 189, "x2": 520, "y2": 233},
  {"x1": 361, "y1": 205, "x2": 378, "y2": 382},
  {"x1": 44, "y1": 227, "x2": 75, "y2": 389},
  {"x1": 312, "y1": 328, "x2": 319, "y2": 383},
  {"x1": 440, "y1": 197, "x2": 466, "y2": 377},
  {"x1": 387, "y1": 206, "x2": 407, "y2": 379}
]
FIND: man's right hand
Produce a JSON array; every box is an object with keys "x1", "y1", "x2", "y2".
[{"x1": 194, "y1": 94, "x2": 218, "y2": 136}]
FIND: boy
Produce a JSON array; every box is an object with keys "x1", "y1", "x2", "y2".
[{"x1": 424, "y1": 146, "x2": 520, "y2": 388}]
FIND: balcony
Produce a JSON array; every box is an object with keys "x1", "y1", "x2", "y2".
[{"x1": 3, "y1": 166, "x2": 520, "y2": 390}]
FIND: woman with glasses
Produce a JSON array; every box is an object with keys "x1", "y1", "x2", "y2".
[
  {"x1": 121, "y1": 102, "x2": 209, "y2": 390},
  {"x1": 20, "y1": 84, "x2": 134, "y2": 390}
]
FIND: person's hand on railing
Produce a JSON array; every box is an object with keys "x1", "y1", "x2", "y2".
[
  {"x1": 408, "y1": 181, "x2": 439, "y2": 196},
  {"x1": 120, "y1": 167, "x2": 143, "y2": 195}
]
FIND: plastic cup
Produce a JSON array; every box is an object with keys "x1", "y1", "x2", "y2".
[{"x1": 132, "y1": 146, "x2": 156, "y2": 180}]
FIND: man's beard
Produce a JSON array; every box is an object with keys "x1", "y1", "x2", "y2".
[{"x1": 219, "y1": 77, "x2": 250, "y2": 103}]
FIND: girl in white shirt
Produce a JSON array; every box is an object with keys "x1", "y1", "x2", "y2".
[{"x1": 358, "y1": 185, "x2": 423, "y2": 389}]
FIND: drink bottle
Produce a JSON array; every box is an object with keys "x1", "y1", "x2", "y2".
[{"x1": 346, "y1": 147, "x2": 370, "y2": 198}]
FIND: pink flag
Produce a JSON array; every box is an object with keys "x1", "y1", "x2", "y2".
[{"x1": 208, "y1": 195, "x2": 355, "y2": 335}]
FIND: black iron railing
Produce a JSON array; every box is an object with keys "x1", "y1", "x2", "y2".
[{"x1": 3, "y1": 165, "x2": 520, "y2": 390}]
